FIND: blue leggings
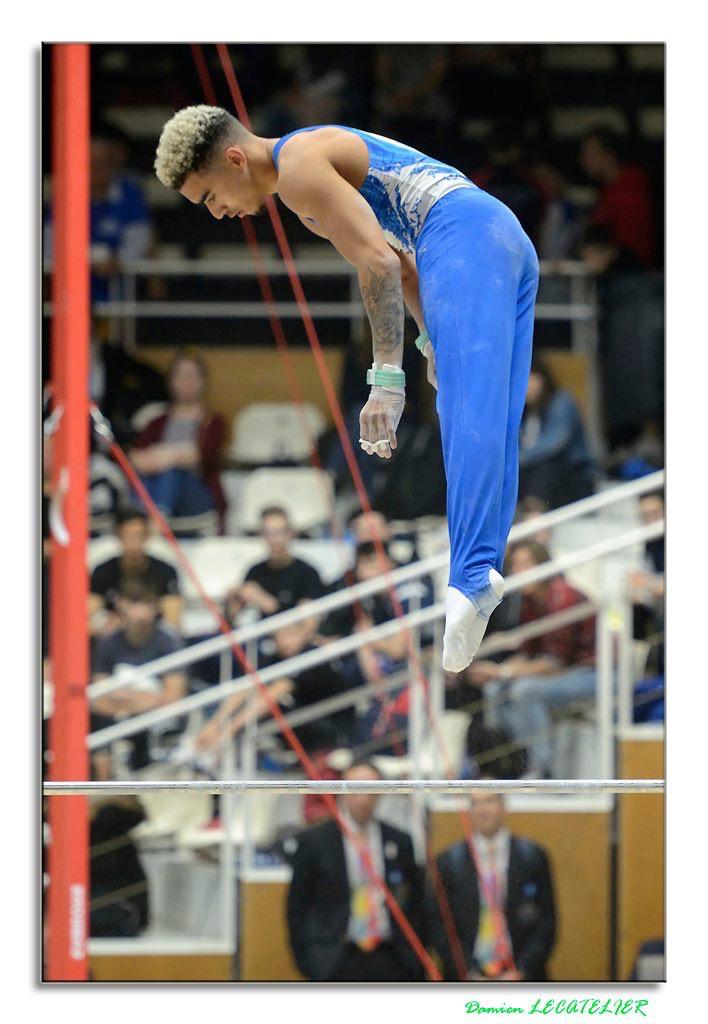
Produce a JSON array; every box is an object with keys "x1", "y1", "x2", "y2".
[
  {"x1": 416, "y1": 187, "x2": 539, "y2": 600},
  {"x1": 140, "y1": 467, "x2": 215, "y2": 518}
]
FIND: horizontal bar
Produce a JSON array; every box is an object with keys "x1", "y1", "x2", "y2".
[
  {"x1": 44, "y1": 779, "x2": 664, "y2": 796},
  {"x1": 43, "y1": 258, "x2": 591, "y2": 278},
  {"x1": 87, "y1": 472, "x2": 664, "y2": 699},
  {"x1": 44, "y1": 301, "x2": 594, "y2": 321},
  {"x1": 46, "y1": 301, "x2": 366, "y2": 319}
]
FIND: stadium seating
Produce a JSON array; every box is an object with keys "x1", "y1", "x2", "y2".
[
  {"x1": 235, "y1": 467, "x2": 334, "y2": 534},
  {"x1": 230, "y1": 402, "x2": 327, "y2": 465}
]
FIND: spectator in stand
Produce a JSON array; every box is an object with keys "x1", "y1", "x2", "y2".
[
  {"x1": 321, "y1": 541, "x2": 433, "y2": 753},
  {"x1": 515, "y1": 496, "x2": 553, "y2": 548},
  {"x1": 628, "y1": 490, "x2": 664, "y2": 685},
  {"x1": 89, "y1": 438, "x2": 130, "y2": 538},
  {"x1": 372, "y1": 44, "x2": 452, "y2": 152},
  {"x1": 89, "y1": 784, "x2": 150, "y2": 938},
  {"x1": 579, "y1": 127, "x2": 655, "y2": 267},
  {"x1": 194, "y1": 616, "x2": 354, "y2": 756},
  {"x1": 286, "y1": 758, "x2": 425, "y2": 981},
  {"x1": 130, "y1": 350, "x2": 226, "y2": 535},
  {"x1": 518, "y1": 354, "x2": 595, "y2": 509},
  {"x1": 470, "y1": 541, "x2": 595, "y2": 779},
  {"x1": 45, "y1": 127, "x2": 153, "y2": 304},
  {"x1": 634, "y1": 489, "x2": 665, "y2": 578},
  {"x1": 428, "y1": 782, "x2": 556, "y2": 980},
  {"x1": 530, "y1": 156, "x2": 582, "y2": 347},
  {"x1": 532, "y1": 158, "x2": 582, "y2": 262},
  {"x1": 347, "y1": 509, "x2": 393, "y2": 548},
  {"x1": 473, "y1": 124, "x2": 544, "y2": 246},
  {"x1": 89, "y1": 509, "x2": 182, "y2": 636},
  {"x1": 91, "y1": 582, "x2": 187, "y2": 776},
  {"x1": 90, "y1": 315, "x2": 168, "y2": 448},
  {"x1": 225, "y1": 506, "x2": 324, "y2": 622},
  {"x1": 580, "y1": 225, "x2": 664, "y2": 450}
]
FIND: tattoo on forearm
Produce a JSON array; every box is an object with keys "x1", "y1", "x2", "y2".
[{"x1": 360, "y1": 264, "x2": 404, "y2": 364}]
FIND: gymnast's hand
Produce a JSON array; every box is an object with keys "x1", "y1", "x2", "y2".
[{"x1": 359, "y1": 384, "x2": 405, "y2": 459}]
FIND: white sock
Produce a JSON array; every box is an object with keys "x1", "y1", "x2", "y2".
[{"x1": 442, "y1": 570, "x2": 505, "y2": 674}]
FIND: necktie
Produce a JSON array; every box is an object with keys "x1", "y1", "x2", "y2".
[
  {"x1": 474, "y1": 842, "x2": 511, "y2": 977},
  {"x1": 350, "y1": 839, "x2": 383, "y2": 953}
]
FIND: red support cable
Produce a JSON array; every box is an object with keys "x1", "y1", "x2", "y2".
[
  {"x1": 46, "y1": 43, "x2": 91, "y2": 982},
  {"x1": 97, "y1": 420, "x2": 441, "y2": 982},
  {"x1": 213, "y1": 43, "x2": 515, "y2": 974}
]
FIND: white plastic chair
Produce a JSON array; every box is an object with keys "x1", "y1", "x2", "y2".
[
  {"x1": 370, "y1": 710, "x2": 471, "y2": 779},
  {"x1": 236, "y1": 467, "x2": 334, "y2": 534},
  {"x1": 231, "y1": 402, "x2": 327, "y2": 465},
  {"x1": 177, "y1": 537, "x2": 266, "y2": 602},
  {"x1": 177, "y1": 792, "x2": 280, "y2": 851}
]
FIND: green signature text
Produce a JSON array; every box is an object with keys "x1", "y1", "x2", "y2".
[{"x1": 464, "y1": 998, "x2": 649, "y2": 1017}]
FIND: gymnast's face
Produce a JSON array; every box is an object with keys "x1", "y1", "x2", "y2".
[{"x1": 180, "y1": 144, "x2": 266, "y2": 220}]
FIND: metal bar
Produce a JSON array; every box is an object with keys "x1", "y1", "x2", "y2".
[
  {"x1": 596, "y1": 581, "x2": 614, "y2": 781},
  {"x1": 45, "y1": 779, "x2": 664, "y2": 796},
  {"x1": 45, "y1": 300, "x2": 595, "y2": 321},
  {"x1": 617, "y1": 592, "x2": 635, "y2": 731},
  {"x1": 48, "y1": 301, "x2": 367, "y2": 319},
  {"x1": 44, "y1": 257, "x2": 591, "y2": 278},
  {"x1": 87, "y1": 473, "x2": 664, "y2": 698}
]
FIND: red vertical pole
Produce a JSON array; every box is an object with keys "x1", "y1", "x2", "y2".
[{"x1": 46, "y1": 42, "x2": 91, "y2": 982}]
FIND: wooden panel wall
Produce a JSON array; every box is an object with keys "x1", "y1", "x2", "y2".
[
  {"x1": 617, "y1": 734, "x2": 665, "y2": 979},
  {"x1": 239, "y1": 879, "x2": 302, "y2": 982},
  {"x1": 139, "y1": 345, "x2": 345, "y2": 437},
  {"x1": 89, "y1": 953, "x2": 232, "y2": 982}
]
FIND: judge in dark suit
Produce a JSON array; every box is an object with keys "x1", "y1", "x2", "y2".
[
  {"x1": 428, "y1": 785, "x2": 556, "y2": 981},
  {"x1": 286, "y1": 759, "x2": 425, "y2": 982}
]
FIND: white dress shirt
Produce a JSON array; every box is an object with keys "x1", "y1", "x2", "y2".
[{"x1": 470, "y1": 827, "x2": 511, "y2": 903}]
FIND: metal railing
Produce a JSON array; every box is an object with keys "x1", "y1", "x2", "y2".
[
  {"x1": 86, "y1": 517, "x2": 662, "y2": 748},
  {"x1": 87, "y1": 470, "x2": 664, "y2": 703}
]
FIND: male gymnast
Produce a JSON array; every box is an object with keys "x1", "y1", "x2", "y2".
[{"x1": 154, "y1": 107, "x2": 539, "y2": 673}]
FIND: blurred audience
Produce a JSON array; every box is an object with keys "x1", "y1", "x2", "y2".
[
  {"x1": 321, "y1": 540, "x2": 433, "y2": 753},
  {"x1": 91, "y1": 581, "x2": 187, "y2": 775},
  {"x1": 474, "y1": 124, "x2": 544, "y2": 245},
  {"x1": 372, "y1": 44, "x2": 452, "y2": 150},
  {"x1": 89, "y1": 784, "x2": 149, "y2": 938},
  {"x1": 580, "y1": 225, "x2": 664, "y2": 451},
  {"x1": 226, "y1": 506, "x2": 324, "y2": 622},
  {"x1": 579, "y1": 127, "x2": 654, "y2": 267},
  {"x1": 45, "y1": 126, "x2": 153, "y2": 304},
  {"x1": 194, "y1": 616, "x2": 354, "y2": 756},
  {"x1": 515, "y1": 496, "x2": 553, "y2": 548},
  {"x1": 628, "y1": 490, "x2": 665, "y2": 694},
  {"x1": 286, "y1": 758, "x2": 425, "y2": 981},
  {"x1": 89, "y1": 509, "x2": 182, "y2": 636},
  {"x1": 518, "y1": 354, "x2": 595, "y2": 509},
  {"x1": 532, "y1": 158, "x2": 582, "y2": 262},
  {"x1": 90, "y1": 316, "x2": 168, "y2": 448},
  {"x1": 130, "y1": 349, "x2": 226, "y2": 535},
  {"x1": 428, "y1": 784, "x2": 555, "y2": 980},
  {"x1": 472, "y1": 541, "x2": 595, "y2": 779}
]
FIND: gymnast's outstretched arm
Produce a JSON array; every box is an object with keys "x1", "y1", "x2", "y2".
[{"x1": 279, "y1": 156, "x2": 406, "y2": 457}]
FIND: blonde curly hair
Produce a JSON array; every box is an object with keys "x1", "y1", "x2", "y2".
[{"x1": 154, "y1": 105, "x2": 246, "y2": 189}]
